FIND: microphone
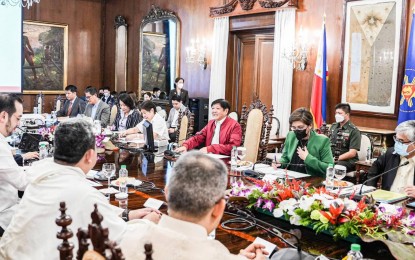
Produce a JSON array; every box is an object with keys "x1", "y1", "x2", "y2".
[{"x1": 358, "y1": 161, "x2": 410, "y2": 195}]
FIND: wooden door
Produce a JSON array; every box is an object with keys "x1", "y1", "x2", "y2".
[{"x1": 226, "y1": 30, "x2": 274, "y2": 114}]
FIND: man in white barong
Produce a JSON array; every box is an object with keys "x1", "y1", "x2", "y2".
[
  {"x1": 0, "y1": 94, "x2": 28, "y2": 237},
  {"x1": 121, "y1": 151, "x2": 268, "y2": 260},
  {"x1": 0, "y1": 119, "x2": 160, "y2": 259}
]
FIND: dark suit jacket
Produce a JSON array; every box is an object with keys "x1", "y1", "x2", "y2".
[
  {"x1": 56, "y1": 97, "x2": 86, "y2": 117},
  {"x1": 101, "y1": 96, "x2": 115, "y2": 106},
  {"x1": 84, "y1": 101, "x2": 111, "y2": 127},
  {"x1": 169, "y1": 88, "x2": 189, "y2": 107},
  {"x1": 367, "y1": 147, "x2": 415, "y2": 190}
]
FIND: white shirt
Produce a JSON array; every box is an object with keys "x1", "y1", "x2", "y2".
[
  {"x1": 0, "y1": 133, "x2": 28, "y2": 229},
  {"x1": 91, "y1": 100, "x2": 101, "y2": 119},
  {"x1": 119, "y1": 110, "x2": 133, "y2": 131},
  {"x1": 390, "y1": 156, "x2": 415, "y2": 194},
  {"x1": 136, "y1": 113, "x2": 169, "y2": 140},
  {"x1": 171, "y1": 109, "x2": 180, "y2": 128},
  {"x1": 0, "y1": 159, "x2": 148, "y2": 260},
  {"x1": 211, "y1": 117, "x2": 226, "y2": 145},
  {"x1": 121, "y1": 214, "x2": 245, "y2": 260}
]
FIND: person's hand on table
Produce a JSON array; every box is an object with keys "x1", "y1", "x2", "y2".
[
  {"x1": 404, "y1": 186, "x2": 415, "y2": 198},
  {"x1": 143, "y1": 211, "x2": 162, "y2": 224},
  {"x1": 119, "y1": 131, "x2": 127, "y2": 137},
  {"x1": 129, "y1": 208, "x2": 161, "y2": 222},
  {"x1": 175, "y1": 146, "x2": 187, "y2": 153},
  {"x1": 239, "y1": 243, "x2": 268, "y2": 260},
  {"x1": 297, "y1": 146, "x2": 309, "y2": 161},
  {"x1": 199, "y1": 147, "x2": 208, "y2": 153},
  {"x1": 22, "y1": 152, "x2": 39, "y2": 160},
  {"x1": 272, "y1": 161, "x2": 281, "y2": 169},
  {"x1": 168, "y1": 128, "x2": 175, "y2": 134}
]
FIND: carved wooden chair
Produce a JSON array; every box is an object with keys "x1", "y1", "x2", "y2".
[
  {"x1": 34, "y1": 92, "x2": 45, "y2": 114},
  {"x1": 318, "y1": 122, "x2": 330, "y2": 137},
  {"x1": 228, "y1": 111, "x2": 238, "y2": 122},
  {"x1": 176, "y1": 109, "x2": 195, "y2": 146},
  {"x1": 54, "y1": 95, "x2": 67, "y2": 112},
  {"x1": 56, "y1": 202, "x2": 153, "y2": 260},
  {"x1": 109, "y1": 105, "x2": 118, "y2": 127},
  {"x1": 239, "y1": 99, "x2": 273, "y2": 162}
]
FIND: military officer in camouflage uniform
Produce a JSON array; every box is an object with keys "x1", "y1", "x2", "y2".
[{"x1": 329, "y1": 103, "x2": 361, "y2": 172}]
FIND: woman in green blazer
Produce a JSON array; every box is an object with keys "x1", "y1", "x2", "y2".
[{"x1": 275, "y1": 108, "x2": 334, "y2": 177}]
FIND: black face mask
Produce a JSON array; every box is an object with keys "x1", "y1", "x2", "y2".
[{"x1": 294, "y1": 129, "x2": 307, "y2": 140}]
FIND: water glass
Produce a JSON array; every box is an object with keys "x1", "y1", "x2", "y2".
[
  {"x1": 334, "y1": 165, "x2": 347, "y2": 181},
  {"x1": 102, "y1": 163, "x2": 116, "y2": 188},
  {"x1": 236, "y1": 147, "x2": 247, "y2": 161}
]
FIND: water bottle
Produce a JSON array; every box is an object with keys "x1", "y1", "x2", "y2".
[
  {"x1": 230, "y1": 146, "x2": 237, "y2": 172},
  {"x1": 325, "y1": 164, "x2": 334, "y2": 190},
  {"x1": 118, "y1": 165, "x2": 128, "y2": 194},
  {"x1": 39, "y1": 144, "x2": 48, "y2": 160},
  {"x1": 366, "y1": 146, "x2": 371, "y2": 162},
  {"x1": 346, "y1": 244, "x2": 363, "y2": 260}
]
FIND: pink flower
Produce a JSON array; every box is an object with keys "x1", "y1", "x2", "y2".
[
  {"x1": 256, "y1": 198, "x2": 264, "y2": 208},
  {"x1": 262, "y1": 199, "x2": 275, "y2": 212}
]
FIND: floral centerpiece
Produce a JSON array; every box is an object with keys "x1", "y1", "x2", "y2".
[
  {"x1": 38, "y1": 125, "x2": 57, "y2": 143},
  {"x1": 95, "y1": 133, "x2": 106, "y2": 154},
  {"x1": 230, "y1": 177, "x2": 415, "y2": 242}
]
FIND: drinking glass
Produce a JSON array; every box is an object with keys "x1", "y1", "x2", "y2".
[
  {"x1": 236, "y1": 147, "x2": 247, "y2": 161},
  {"x1": 334, "y1": 165, "x2": 347, "y2": 188},
  {"x1": 102, "y1": 163, "x2": 116, "y2": 189}
]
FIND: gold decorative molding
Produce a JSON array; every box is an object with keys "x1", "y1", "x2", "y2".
[{"x1": 210, "y1": 0, "x2": 297, "y2": 17}]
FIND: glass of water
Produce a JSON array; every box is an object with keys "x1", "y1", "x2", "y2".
[
  {"x1": 102, "y1": 163, "x2": 116, "y2": 188},
  {"x1": 236, "y1": 147, "x2": 247, "y2": 161},
  {"x1": 334, "y1": 165, "x2": 347, "y2": 187}
]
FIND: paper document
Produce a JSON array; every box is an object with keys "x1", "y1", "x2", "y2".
[
  {"x1": 86, "y1": 179, "x2": 102, "y2": 187},
  {"x1": 206, "y1": 154, "x2": 229, "y2": 159},
  {"x1": 86, "y1": 170, "x2": 98, "y2": 179},
  {"x1": 256, "y1": 167, "x2": 310, "y2": 179}
]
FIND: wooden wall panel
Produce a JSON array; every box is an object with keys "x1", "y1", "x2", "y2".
[
  {"x1": 254, "y1": 35, "x2": 273, "y2": 110},
  {"x1": 22, "y1": 0, "x2": 104, "y2": 113},
  {"x1": 103, "y1": 0, "x2": 220, "y2": 99}
]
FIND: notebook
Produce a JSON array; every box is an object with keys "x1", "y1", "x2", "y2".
[{"x1": 368, "y1": 189, "x2": 407, "y2": 204}]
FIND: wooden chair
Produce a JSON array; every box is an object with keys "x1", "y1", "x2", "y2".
[
  {"x1": 56, "y1": 202, "x2": 153, "y2": 260},
  {"x1": 109, "y1": 105, "x2": 118, "y2": 126},
  {"x1": 34, "y1": 92, "x2": 44, "y2": 114},
  {"x1": 176, "y1": 109, "x2": 195, "y2": 146},
  {"x1": 240, "y1": 99, "x2": 273, "y2": 162},
  {"x1": 228, "y1": 111, "x2": 238, "y2": 121},
  {"x1": 54, "y1": 95, "x2": 66, "y2": 112},
  {"x1": 318, "y1": 122, "x2": 330, "y2": 137}
]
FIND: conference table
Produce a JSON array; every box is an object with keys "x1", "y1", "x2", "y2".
[{"x1": 93, "y1": 149, "x2": 395, "y2": 260}]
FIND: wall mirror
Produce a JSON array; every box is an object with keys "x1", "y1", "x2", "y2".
[{"x1": 139, "y1": 5, "x2": 180, "y2": 98}]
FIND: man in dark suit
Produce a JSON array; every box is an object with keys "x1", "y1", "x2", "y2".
[
  {"x1": 84, "y1": 87, "x2": 110, "y2": 127},
  {"x1": 367, "y1": 120, "x2": 415, "y2": 198},
  {"x1": 101, "y1": 86, "x2": 115, "y2": 106},
  {"x1": 56, "y1": 85, "x2": 86, "y2": 117}
]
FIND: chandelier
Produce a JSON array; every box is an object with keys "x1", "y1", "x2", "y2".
[
  {"x1": 1, "y1": 0, "x2": 40, "y2": 9},
  {"x1": 185, "y1": 39, "x2": 207, "y2": 70}
]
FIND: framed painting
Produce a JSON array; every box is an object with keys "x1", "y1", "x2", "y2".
[
  {"x1": 341, "y1": 0, "x2": 407, "y2": 118},
  {"x1": 141, "y1": 32, "x2": 168, "y2": 94},
  {"x1": 23, "y1": 20, "x2": 68, "y2": 94}
]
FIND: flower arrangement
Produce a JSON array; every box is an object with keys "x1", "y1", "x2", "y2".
[
  {"x1": 230, "y1": 178, "x2": 415, "y2": 241},
  {"x1": 95, "y1": 133, "x2": 106, "y2": 154},
  {"x1": 38, "y1": 125, "x2": 56, "y2": 143}
]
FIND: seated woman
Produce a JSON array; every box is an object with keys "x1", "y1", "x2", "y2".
[
  {"x1": 366, "y1": 120, "x2": 415, "y2": 198},
  {"x1": 120, "y1": 100, "x2": 169, "y2": 140},
  {"x1": 111, "y1": 93, "x2": 142, "y2": 131},
  {"x1": 274, "y1": 108, "x2": 334, "y2": 177}
]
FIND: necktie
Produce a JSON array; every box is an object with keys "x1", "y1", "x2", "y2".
[{"x1": 67, "y1": 102, "x2": 73, "y2": 116}]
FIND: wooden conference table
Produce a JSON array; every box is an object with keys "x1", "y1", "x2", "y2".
[{"x1": 93, "y1": 149, "x2": 395, "y2": 260}]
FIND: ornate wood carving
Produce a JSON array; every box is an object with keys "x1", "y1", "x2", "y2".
[
  {"x1": 144, "y1": 243, "x2": 153, "y2": 260},
  {"x1": 114, "y1": 15, "x2": 127, "y2": 29},
  {"x1": 175, "y1": 108, "x2": 195, "y2": 144},
  {"x1": 319, "y1": 122, "x2": 330, "y2": 137},
  {"x1": 210, "y1": 0, "x2": 238, "y2": 16},
  {"x1": 240, "y1": 99, "x2": 273, "y2": 161},
  {"x1": 56, "y1": 202, "x2": 74, "y2": 260},
  {"x1": 239, "y1": 0, "x2": 256, "y2": 10},
  {"x1": 142, "y1": 4, "x2": 178, "y2": 24},
  {"x1": 210, "y1": 0, "x2": 297, "y2": 17}
]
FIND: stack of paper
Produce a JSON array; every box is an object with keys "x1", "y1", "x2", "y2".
[{"x1": 368, "y1": 189, "x2": 407, "y2": 203}]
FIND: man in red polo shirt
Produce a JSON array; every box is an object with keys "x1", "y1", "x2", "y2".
[{"x1": 175, "y1": 99, "x2": 242, "y2": 155}]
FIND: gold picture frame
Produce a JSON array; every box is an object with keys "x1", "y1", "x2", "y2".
[{"x1": 23, "y1": 20, "x2": 68, "y2": 94}]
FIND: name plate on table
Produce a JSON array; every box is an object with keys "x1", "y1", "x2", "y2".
[{"x1": 256, "y1": 167, "x2": 311, "y2": 179}]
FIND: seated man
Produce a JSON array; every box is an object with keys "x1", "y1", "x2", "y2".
[
  {"x1": 121, "y1": 151, "x2": 267, "y2": 260},
  {"x1": 166, "y1": 95, "x2": 187, "y2": 142},
  {"x1": 176, "y1": 99, "x2": 242, "y2": 155},
  {"x1": 101, "y1": 86, "x2": 115, "y2": 106},
  {"x1": 56, "y1": 85, "x2": 86, "y2": 117},
  {"x1": 0, "y1": 119, "x2": 160, "y2": 259},
  {"x1": 152, "y1": 87, "x2": 161, "y2": 100},
  {"x1": 120, "y1": 101, "x2": 169, "y2": 140},
  {"x1": 0, "y1": 94, "x2": 28, "y2": 237},
  {"x1": 366, "y1": 120, "x2": 415, "y2": 197},
  {"x1": 329, "y1": 103, "x2": 361, "y2": 171},
  {"x1": 84, "y1": 86, "x2": 111, "y2": 127}
]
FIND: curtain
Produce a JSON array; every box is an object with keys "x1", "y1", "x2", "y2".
[
  {"x1": 209, "y1": 17, "x2": 229, "y2": 119},
  {"x1": 272, "y1": 9, "x2": 296, "y2": 136}
]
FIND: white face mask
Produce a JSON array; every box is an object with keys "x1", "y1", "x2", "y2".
[
  {"x1": 335, "y1": 114, "x2": 345, "y2": 123},
  {"x1": 177, "y1": 83, "x2": 184, "y2": 89},
  {"x1": 104, "y1": 93, "x2": 110, "y2": 98}
]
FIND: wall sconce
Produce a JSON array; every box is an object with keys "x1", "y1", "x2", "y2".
[
  {"x1": 283, "y1": 26, "x2": 308, "y2": 71},
  {"x1": 185, "y1": 39, "x2": 207, "y2": 70}
]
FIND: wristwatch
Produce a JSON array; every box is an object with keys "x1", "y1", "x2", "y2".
[{"x1": 122, "y1": 209, "x2": 130, "y2": 222}]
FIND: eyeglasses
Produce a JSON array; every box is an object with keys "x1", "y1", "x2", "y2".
[
  {"x1": 290, "y1": 125, "x2": 308, "y2": 131},
  {"x1": 85, "y1": 96, "x2": 91, "y2": 100},
  {"x1": 393, "y1": 135, "x2": 413, "y2": 144}
]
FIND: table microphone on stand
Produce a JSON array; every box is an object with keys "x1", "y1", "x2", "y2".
[{"x1": 358, "y1": 161, "x2": 410, "y2": 196}]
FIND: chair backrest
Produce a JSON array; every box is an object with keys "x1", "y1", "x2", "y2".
[
  {"x1": 240, "y1": 99, "x2": 273, "y2": 162},
  {"x1": 319, "y1": 122, "x2": 330, "y2": 137},
  {"x1": 176, "y1": 109, "x2": 194, "y2": 145},
  {"x1": 55, "y1": 95, "x2": 66, "y2": 112},
  {"x1": 358, "y1": 134, "x2": 372, "y2": 161},
  {"x1": 156, "y1": 106, "x2": 167, "y2": 120},
  {"x1": 109, "y1": 105, "x2": 118, "y2": 126},
  {"x1": 270, "y1": 117, "x2": 280, "y2": 136},
  {"x1": 228, "y1": 111, "x2": 238, "y2": 121},
  {"x1": 56, "y1": 202, "x2": 129, "y2": 260}
]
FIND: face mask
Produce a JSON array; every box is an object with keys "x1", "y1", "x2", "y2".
[
  {"x1": 294, "y1": 129, "x2": 307, "y2": 141},
  {"x1": 177, "y1": 83, "x2": 184, "y2": 89},
  {"x1": 335, "y1": 114, "x2": 345, "y2": 123},
  {"x1": 104, "y1": 93, "x2": 110, "y2": 98},
  {"x1": 394, "y1": 142, "x2": 414, "y2": 156}
]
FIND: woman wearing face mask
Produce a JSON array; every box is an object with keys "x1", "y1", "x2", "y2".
[
  {"x1": 168, "y1": 77, "x2": 189, "y2": 107},
  {"x1": 366, "y1": 120, "x2": 415, "y2": 197},
  {"x1": 274, "y1": 107, "x2": 334, "y2": 176}
]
